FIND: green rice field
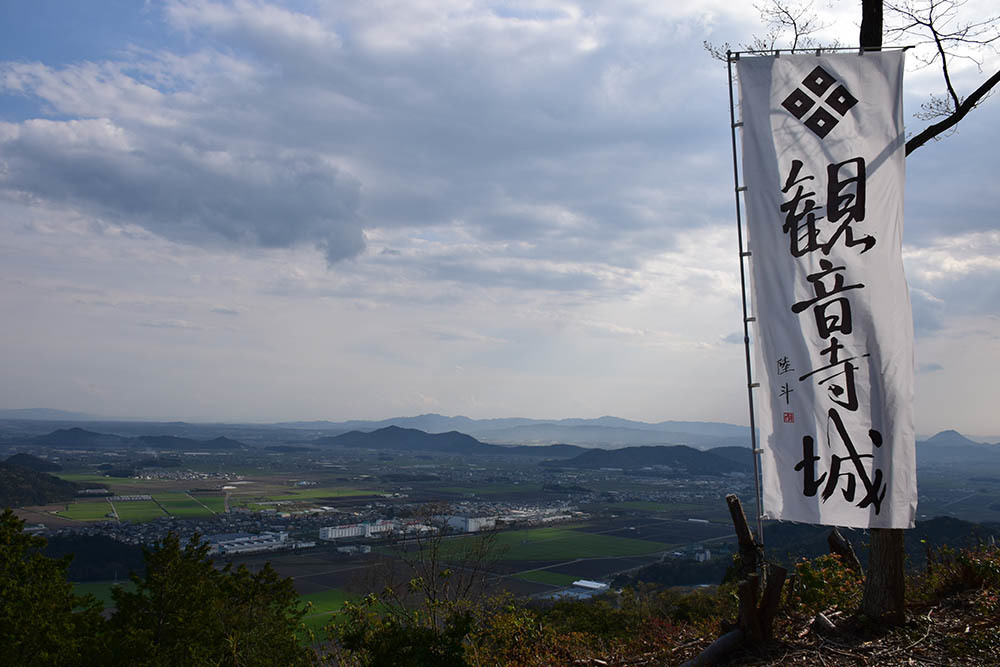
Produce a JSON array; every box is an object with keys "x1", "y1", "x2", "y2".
[
  {"x1": 154, "y1": 492, "x2": 216, "y2": 517},
  {"x1": 512, "y1": 570, "x2": 578, "y2": 586},
  {"x1": 441, "y1": 526, "x2": 670, "y2": 562},
  {"x1": 192, "y1": 495, "x2": 227, "y2": 512},
  {"x1": 112, "y1": 500, "x2": 167, "y2": 522},
  {"x1": 56, "y1": 500, "x2": 115, "y2": 521}
]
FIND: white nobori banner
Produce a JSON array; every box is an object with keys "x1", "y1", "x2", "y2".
[{"x1": 737, "y1": 51, "x2": 916, "y2": 529}]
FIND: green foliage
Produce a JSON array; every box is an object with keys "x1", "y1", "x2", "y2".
[
  {"x1": 540, "y1": 585, "x2": 733, "y2": 642},
  {"x1": 0, "y1": 509, "x2": 106, "y2": 666},
  {"x1": 326, "y1": 506, "x2": 501, "y2": 666},
  {"x1": 109, "y1": 532, "x2": 312, "y2": 666},
  {"x1": 784, "y1": 554, "x2": 863, "y2": 616},
  {"x1": 913, "y1": 544, "x2": 1000, "y2": 602},
  {"x1": 467, "y1": 597, "x2": 591, "y2": 666},
  {"x1": 333, "y1": 594, "x2": 473, "y2": 666}
]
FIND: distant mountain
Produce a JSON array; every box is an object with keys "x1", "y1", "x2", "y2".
[
  {"x1": 917, "y1": 430, "x2": 1000, "y2": 466},
  {"x1": 279, "y1": 414, "x2": 538, "y2": 434},
  {"x1": 4, "y1": 453, "x2": 62, "y2": 472},
  {"x1": 31, "y1": 428, "x2": 129, "y2": 448},
  {"x1": 923, "y1": 430, "x2": 992, "y2": 447},
  {"x1": 543, "y1": 445, "x2": 752, "y2": 476},
  {"x1": 0, "y1": 462, "x2": 80, "y2": 507},
  {"x1": 279, "y1": 413, "x2": 751, "y2": 448},
  {"x1": 471, "y1": 423, "x2": 748, "y2": 448},
  {"x1": 0, "y1": 408, "x2": 103, "y2": 421},
  {"x1": 320, "y1": 426, "x2": 491, "y2": 454},
  {"x1": 314, "y1": 426, "x2": 585, "y2": 459}
]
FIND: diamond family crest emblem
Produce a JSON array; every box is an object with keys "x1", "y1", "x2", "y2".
[{"x1": 780, "y1": 65, "x2": 859, "y2": 138}]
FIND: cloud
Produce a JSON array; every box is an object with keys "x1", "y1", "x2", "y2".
[
  {"x1": 139, "y1": 318, "x2": 201, "y2": 330},
  {"x1": 723, "y1": 331, "x2": 745, "y2": 345},
  {"x1": 909, "y1": 288, "x2": 946, "y2": 337},
  {"x1": 0, "y1": 1, "x2": 732, "y2": 271},
  {"x1": 0, "y1": 115, "x2": 365, "y2": 263}
]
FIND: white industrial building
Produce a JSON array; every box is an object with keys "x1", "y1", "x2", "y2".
[
  {"x1": 206, "y1": 531, "x2": 316, "y2": 555},
  {"x1": 319, "y1": 519, "x2": 437, "y2": 541},
  {"x1": 319, "y1": 519, "x2": 395, "y2": 541},
  {"x1": 437, "y1": 515, "x2": 497, "y2": 533}
]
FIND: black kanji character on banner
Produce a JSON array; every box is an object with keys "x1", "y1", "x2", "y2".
[
  {"x1": 791, "y1": 259, "x2": 865, "y2": 339},
  {"x1": 781, "y1": 160, "x2": 824, "y2": 257},
  {"x1": 799, "y1": 337, "x2": 871, "y2": 412},
  {"x1": 794, "y1": 408, "x2": 886, "y2": 514},
  {"x1": 824, "y1": 157, "x2": 874, "y2": 254},
  {"x1": 777, "y1": 356, "x2": 795, "y2": 375}
]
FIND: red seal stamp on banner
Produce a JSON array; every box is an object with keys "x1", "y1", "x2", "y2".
[{"x1": 783, "y1": 412, "x2": 795, "y2": 423}]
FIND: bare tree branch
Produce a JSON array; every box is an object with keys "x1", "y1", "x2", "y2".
[
  {"x1": 905, "y1": 65, "x2": 1000, "y2": 154},
  {"x1": 883, "y1": 0, "x2": 1000, "y2": 153}
]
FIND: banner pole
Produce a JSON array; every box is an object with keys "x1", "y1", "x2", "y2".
[{"x1": 727, "y1": 51, "x2": 765, "y2": 549}]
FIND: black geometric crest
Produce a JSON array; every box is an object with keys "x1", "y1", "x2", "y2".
[{"x1": 780, "y1": 65, "x2": 858, "y2": 139}]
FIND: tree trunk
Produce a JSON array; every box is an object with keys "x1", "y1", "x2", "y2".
[
  {"x1": 859, "y1": 0, "x2": 883, "y2": 52},
  {"x1": 857, "y1": 0, "x2": 907, "y2": 627},
  {"x1": 862, "y1": 528, "x2": 906, "y2": 624}
]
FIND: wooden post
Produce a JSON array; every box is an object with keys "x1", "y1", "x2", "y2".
[
  {"x1": 726, "y1": 495, "x2": 786, "y2": 644},
  {"x1": 757, "y1": 564, "x2": 787, "y2": 642},
  {"x1": 726, "y1": 493, "x2": 758, "y2": 579},
  {"x1": 737, "y1": 574, "x2": 762, "y2": 641}
]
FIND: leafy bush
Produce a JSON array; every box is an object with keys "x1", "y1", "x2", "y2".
[{"x1": 784, "y1": 554, "x2": 863, "y2": 617}]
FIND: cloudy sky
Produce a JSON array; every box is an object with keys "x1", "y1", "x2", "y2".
[{"x1": 0, "y1": 1, "x2": 997, "y2": 437}]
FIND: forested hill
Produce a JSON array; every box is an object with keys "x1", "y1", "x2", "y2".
[
  {"x1": 4, "y1": 452, "x2": 62, "y2": 472},
  {"x1": 0, "y1": 462, "x2": 80, "y2": 507}
]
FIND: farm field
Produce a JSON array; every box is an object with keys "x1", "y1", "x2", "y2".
[
  {"x1": 575, "y1": 517, "x2": 732, "y2": 544},
  {"x1": 191, "y1": 495, "x2": 227, "y2": 512},
  {"x1": 56, "y1": 499, "x2": 114, "y2": 521},
  {"x1": 442, "y1": 526, "x2": 671, "y2": 562},
  {"x1": 112, "y1": 499, "x2": 167, "y2": 522},
  {"x1": 154, "y1": 492, "x2": 216, "y2": 518}
]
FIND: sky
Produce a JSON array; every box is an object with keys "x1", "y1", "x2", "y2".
[{"x1": 0, "y1": 1, "x2": 997, "y2": 437}]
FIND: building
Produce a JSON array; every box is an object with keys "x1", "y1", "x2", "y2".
[
  {"x1": 206, "y1": 531, "x2": 313, "y2": 555},
  {"x1": 438, "y1": 515, "x2": 497, "y2": 533},
  {"x1": 319, "y1": 519, "x2": 395, "y2": 541}
]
